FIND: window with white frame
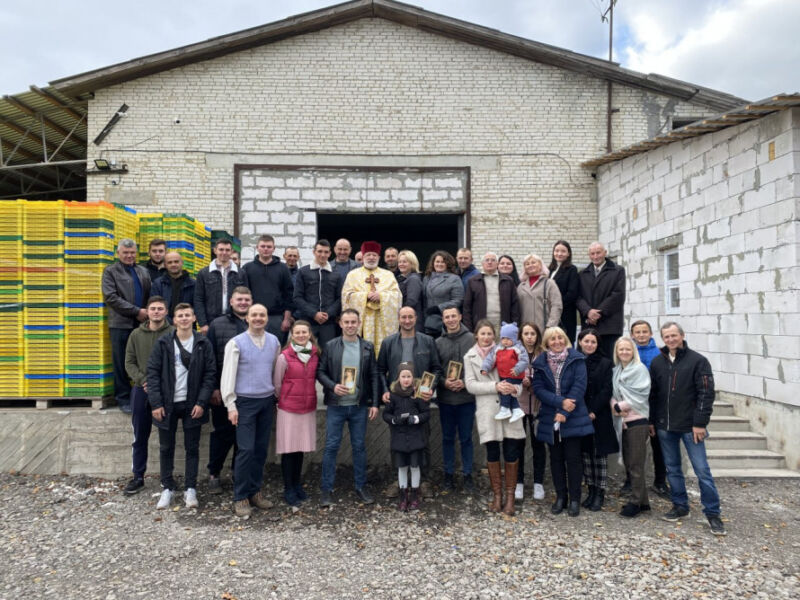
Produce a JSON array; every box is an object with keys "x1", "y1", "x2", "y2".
[{"x1": 664, "y1": 250, "x2": 680, "y2": 314}]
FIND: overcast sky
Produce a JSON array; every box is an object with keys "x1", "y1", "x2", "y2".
[{"x1": 2, "y1": 0, "x2": 798, "y2": 102}]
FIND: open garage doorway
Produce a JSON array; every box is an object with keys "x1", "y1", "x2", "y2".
[{"x1": 317, "y1": 212, "x2": 463, "y2": 268}]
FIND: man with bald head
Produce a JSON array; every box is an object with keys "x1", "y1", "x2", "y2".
[
  {"x1": 462, "y1": 251, "x2": 520, "y2": 332},
  {"x1": 330, "y1": 238, "x2": 359, "y2": 280},
  {"x1": 576, "y1": 242, "x2": 626, "y2": 359},
  {"x1": 151, "y1": 251, "x2": 196, "y2": 323}
]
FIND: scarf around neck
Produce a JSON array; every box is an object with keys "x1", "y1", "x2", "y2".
[
  {"x1": 612, "y1": 362, "x2": 650, "y2": 418},
  {"x1": 475, "y1": 342, "x2": 495, "y2": 360},
  {"x1": 291, "y1": 341, "x2": 313, "y2": 364},
  {"x1": 546, "y1": 349, "x2": 569, "y2": 395}
]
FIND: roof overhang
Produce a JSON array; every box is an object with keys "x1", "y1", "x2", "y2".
[
  {"x1": 50, "y1": 0, "x2": 745, "y2": 111},
  {"x1": 581, "y1": 94, "x2": 800, "y2": 169}
]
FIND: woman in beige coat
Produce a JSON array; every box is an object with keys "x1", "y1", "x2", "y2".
[
  {"x1": 517, "y1": 254, "x2": 563, "y2": 332},
  {"x1": 464, "y1": 319, "x2": 525, "y2": 515}
]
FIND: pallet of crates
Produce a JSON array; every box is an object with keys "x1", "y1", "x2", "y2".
[
  {"x1": 0, "y1": 200, "x2": 24, "y2": 397},
  {"x1": 64, "y1": 201, "x2": 115, "y2": 407},
  {"x1": 163, "y1": 213, "x2": 197, "y2": 274},
  {"x1": 136, "y1": 212, "x2": 163, "y2": 264},
  {"x1": 112, "y1": 203, "x2": 138, "y2": 247},
  {"x1": 22, "y1": 201, "x2": 66, "y2": 406},
  {"x1": 192, "y1": 220, "x2": 212, "y2": 276}
]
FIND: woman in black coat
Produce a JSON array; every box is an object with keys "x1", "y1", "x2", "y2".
[
  {"x1": 577, "y1": 328, "x2": 617, "y2": 511},
  {"x1": 397, "y1": 250, "x2": 424, "y2": 332},
  {"x1": 548, "y1": 240, "x2": 580, "y2": 344}
]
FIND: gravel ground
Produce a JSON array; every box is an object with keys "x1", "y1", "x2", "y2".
[{"x1": 1, "y1": 468, "x2": 798, "y2": 600}]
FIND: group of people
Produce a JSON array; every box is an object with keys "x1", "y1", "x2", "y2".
[{"x1": 102, "y1": 235, "x2": 725, "y2": 535}]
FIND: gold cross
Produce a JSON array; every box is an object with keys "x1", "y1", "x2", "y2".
[{"x1": 365, "y1": 273, "x2": 380, "y2": 292}]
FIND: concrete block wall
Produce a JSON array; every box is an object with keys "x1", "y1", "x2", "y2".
[
  {"x1": 596, "y1": 108, "x2": 800, "y2": 469},
  {"x1": 85, "y1": 17, "x2": 721, "y2": 265},
  {"x1": 238, "y1": 168, "x2": 467, "y2": 263}
]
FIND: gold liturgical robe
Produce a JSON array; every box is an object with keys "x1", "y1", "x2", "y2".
[{"x1": 341, "y1": 266, "x2": 401, "y2": 356}]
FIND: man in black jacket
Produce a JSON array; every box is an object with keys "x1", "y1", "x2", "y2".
[
  {"x1": 649, "y1": 322, "x2": 726, "y2": 536},
  {"x1": 195, "y1": 238, "x2": 247, "y2": 334},
  {"x1": 140, "y1": 238, "x2": 166, "y2": 283},
  {"x1": 293, "y1": 239, "x2": 342, "y2": 347},
  {"x1": 316, "y1": 308, "x2": 380, "y2": 507},
  {"x1": 462, "y1": 252, "x2": 520, "y2": 332},
  {"x1": 102, "y1": 238, "x2": 152, "y2": 414},
  {"x1": 146, "y1": 303, "x2": 216, "y2": 510},
  {"x1": 151, "y1": 252, "x2": 196, "y2": 322},
  {"x1": 205, "y1": 286, "x2": 252, "y2": 493},
  {"x1": 377, "y1": 306, "x2": 443, "y2": 497},
  {"x1": 576, "y1": 242, "x2": 626, "y2": 360},
  {"x1": 242, "y1": 234, "x2": 293, "y2": 342}
]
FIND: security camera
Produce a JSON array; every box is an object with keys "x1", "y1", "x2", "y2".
[{"x1": 173, "y1": 118, "x2": 181, "y2": 124}]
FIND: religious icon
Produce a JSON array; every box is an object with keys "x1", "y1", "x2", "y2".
[
  {"x1": 416, "y1": 371, "x2": 435, "y2": 398},
  {"x1": 446, "y1": 361, "x2": 462, "y2": 381},
  {"x1": 342, "y1": 366, "x2": 357, "y2": 390},
  {"x1": 365, "y1": 272, "x2": 381, "y2": 310}
]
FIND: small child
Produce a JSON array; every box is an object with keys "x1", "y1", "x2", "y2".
[
  {"x1": 481, "y1": 322, "x2": 528, "y2": 423},
  {"x1": 382, "y1": 362, "x2": 430, "y2": 511}
]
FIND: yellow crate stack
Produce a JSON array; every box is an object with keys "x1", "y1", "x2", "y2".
[
  {"x1": 193, "y1": 219, "x2": 212, "y2": 275},
  {"x1": 112, "y1": 203, "x2": 138, "y2": 246},
  {"x1": 0, "y1": 200, "x2": 25, "y2": 395},
  {"x1": 23, "y1": 201, "x2": 65, "y2": 397},
  {"x1": 64, "y1": 201, "x2": 115, "y2": 397},
  {"x1": 162, "y1": 213, "x2": 197, "y2": 274},
  {"x1": 136, "y1": 212, "x2": 163, "y2": 264}
]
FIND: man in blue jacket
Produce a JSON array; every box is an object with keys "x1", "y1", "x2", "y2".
[{"x1": 151, "y1": 252, "x2": 196, "y2": 323}]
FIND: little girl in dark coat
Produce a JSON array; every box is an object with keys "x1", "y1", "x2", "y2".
[{"x1": 383, "y1": 362, "x2": 431, "y2": 511}]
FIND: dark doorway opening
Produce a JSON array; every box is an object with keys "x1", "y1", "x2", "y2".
[{"x1": 317, "y1": 212, "x2": 461, "y2": 269}]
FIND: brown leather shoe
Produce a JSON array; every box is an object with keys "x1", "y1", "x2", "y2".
[
  {"x1": 249, "y1": 491, "x2": 273, "y2": 510},
  {"x1": 487, "y1": 461, "x2": 503, "y2": 512},
  {"x1": 502, "y1": 461, "x2": 519, "y2": 516},
  {"x1": 233, "y1": 499, "x2": 252, "y2": 518}
]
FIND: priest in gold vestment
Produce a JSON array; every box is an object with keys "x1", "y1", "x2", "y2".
[{"x1": 341, "y1": 241, "x2": 401, "y2": 356}]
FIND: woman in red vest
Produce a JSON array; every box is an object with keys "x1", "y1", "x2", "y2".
[{"x1": 274, "y1": 320, "x2": 321, "y2": 506}]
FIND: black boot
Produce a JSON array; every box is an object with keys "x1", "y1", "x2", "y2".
[
  {"x1": 568, "y1": 500, "x2": 580, "y2": 517},
  {"x1": 551, "y1": 495, "x2": 566, "y2": 515},
  {"x1": 581, "y1": 485, "x2": 596, "y2": 509},
  {"x1": 590, "y1": 488, "x2": 605, "y2": 512}
]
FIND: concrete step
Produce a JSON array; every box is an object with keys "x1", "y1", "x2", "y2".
[
  {"x1": 699, "y1": 468, "x2": 800, "y2": 479},
  {"x1": 709, "y1": 415, "x2": 751, "y2": 431},
  {"x1": 705, "y1": 449, "x2": 786, "y2": 470},
  {"x1": 713, "y1": 401, "x2": 735, "y2": 417},
  {"x1": 705, "y1": 431, "x2": 768, "y2": 450}
]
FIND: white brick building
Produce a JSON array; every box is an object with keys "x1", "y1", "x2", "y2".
[
  {"x1": 51, "y1": 0, "x2": 741, "y2": 265},
  {"x1": 592, "y1": 106, "x2": 800, "y2": 470}
]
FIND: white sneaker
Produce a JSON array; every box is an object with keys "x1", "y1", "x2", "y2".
[
  {"x1": 494, "y1": 407, "x2": 512, "y2": 420},
  {"x1": 509, "y1": 408, "x2": 525, "y2": 423},
  {"x1": 533, "y1": 483, "x2": 545, "y2": 500},
  {"x1": 156, "y1": 488, "x2": 173, "y2": 510},
  {"x1": 515, "y1": 482, "x2": 524, "y2": 500},
  {"x1": 184, "y1": 488, "x2": 198, "y2": 508}
]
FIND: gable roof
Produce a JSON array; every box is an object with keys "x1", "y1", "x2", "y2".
[{"x1": 50, "y1": 0, "x2": 745, "y2": 111}]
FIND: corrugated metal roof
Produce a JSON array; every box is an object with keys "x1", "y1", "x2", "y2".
[
  {"x1": 0, "y1": 86, "x2": 88, "y2": 199},
  {"x1": 582, "y1": 94, "x2": 800, "y2": 168}
]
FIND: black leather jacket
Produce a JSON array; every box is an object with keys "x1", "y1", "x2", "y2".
[
  {"x1": 377, "y1": 331, "x2": 443, "y2": 395},
  {"x1": 316, "y1": 336, "x2": 380, "y2": 407}
]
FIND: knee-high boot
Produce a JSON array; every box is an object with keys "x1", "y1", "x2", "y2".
[
  {"x1": 503, "y1": 461, "x2": 519, "y2": 516},
  {"x1": 487, "y1": 461, "x2": 503, "y2": 512}
]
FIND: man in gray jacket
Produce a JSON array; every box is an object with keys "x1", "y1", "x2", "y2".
[
  {"x1": 102, "y1": 238, "x2": 151, "y2": 413},
  {"x1": 435, "y1": 306, "x2": 476, "y2": 493}
]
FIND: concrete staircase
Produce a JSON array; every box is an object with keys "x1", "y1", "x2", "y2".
[{"x1": 693, "y1": 400, "x2": 800, "y2": 478}]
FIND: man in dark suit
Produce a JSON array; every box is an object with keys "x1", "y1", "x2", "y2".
[{"x1": 576, "y1": 242, "x2": 626, "y2": 359}]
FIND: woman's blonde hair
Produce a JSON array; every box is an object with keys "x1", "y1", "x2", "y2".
[
  {"x1": 613, "y1": 336, "x2": 641, "y2": 367},
  {"x1": 398, "y1": 249, "x2": 420, "y2": 273},
  {"x1": 541, "y1": 326, "x2": 572, "y2": 350},
  {"x1": 522, "y1": 253, "x2": 550, "y2": 277}
]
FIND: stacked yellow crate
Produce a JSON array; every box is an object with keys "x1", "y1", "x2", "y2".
[
  {"x1": 136, "y1": 212, "x2": 163, "y2": 264},
  {"x1": 23, "y1": 201, "x2": 65, "y2": 396},
  {"x1": 63, "y1": 201, "x2": 115, "y2": 397},
  {"x1": 0, "y1": 200, "x2": 24, "y2": 395}
]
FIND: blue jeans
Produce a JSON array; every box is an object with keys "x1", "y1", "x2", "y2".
[
  {"x1": 439, "y1": 402, "x2": 475, "y2": 476},
  {"x1": 233, "y1": 395, "x2": 275, "y2": 501},
  {"x1": 657, "y1": 429, "x2": 721, "y2": 516},
  {"x1": 321, "y1": 404, "x2": 368, "y2": 492},
  {"x1": 499, "y1": 377, "x2": 522, "y2": 411},
  {"x1": 130, "y1": 385, "x2": 152, "y2": 478}
]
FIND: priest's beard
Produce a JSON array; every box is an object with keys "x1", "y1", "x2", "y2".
[{"x1": 363, "y1": 259, "x2": 379, "y2": 269}]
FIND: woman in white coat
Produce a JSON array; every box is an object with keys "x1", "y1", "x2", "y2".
[{"x1": 464, "y1": 319, "x2": 525, "y2": 515}]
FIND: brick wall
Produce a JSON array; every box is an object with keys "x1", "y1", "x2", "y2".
[
  {"x1": 596, "y1": 108, "x2": 800, "y2": 467},
  {"x1": 86, "y1": 17, "x2": 721, "y2": 267}
]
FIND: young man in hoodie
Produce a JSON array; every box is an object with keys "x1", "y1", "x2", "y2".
[
  {"x1": 435, "y1": 306, "x2": 477, "y2": 493},
  {"x1": 242, "y1": 235, "x2": 293, "y2": 342},
  {"x1": 123, "y1": 296, "x2": 174, "y2": 495},
  {"x1": 151, "y1": 252, "x2": 196, "y2": 323}
]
